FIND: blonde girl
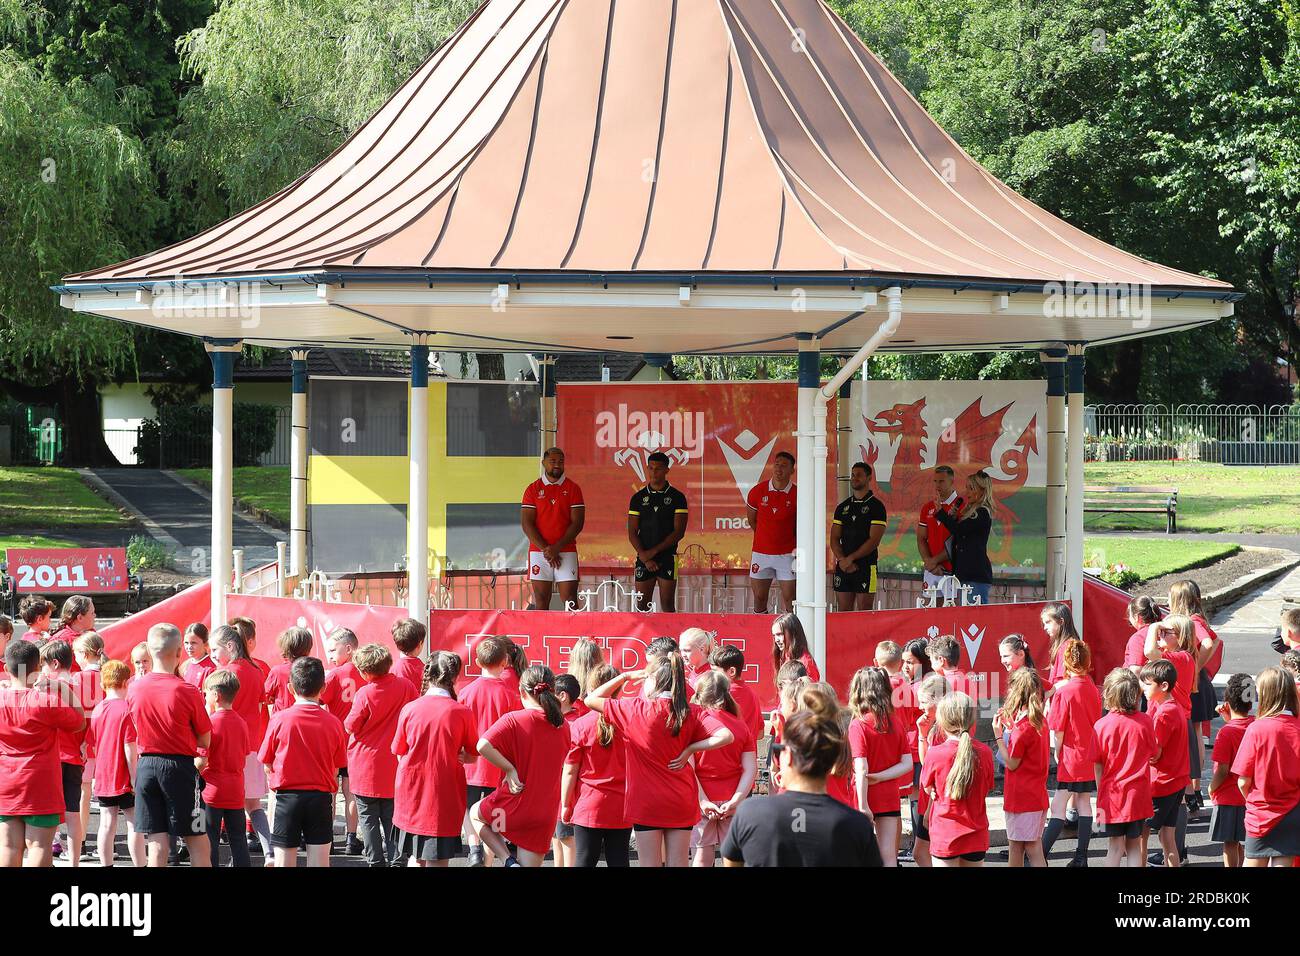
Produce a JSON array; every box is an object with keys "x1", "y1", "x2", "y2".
[
  {"x1": 993, "y1": 667, "x2": 1049, "y2": 867},
  {"x1": 920, "y1": 691, "x2": 995, "y2": 867},
  {"x1": 930, "y1": 471, "x2": 996, "y2": 604}
]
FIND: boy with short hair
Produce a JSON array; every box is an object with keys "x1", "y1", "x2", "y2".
[
  {"x1": 0, "y1": 616, "x2": 12, "y2": 677},
  {"x1": 264, "y1": 626, "x2": 316, "y2": 715},
  {"x1": 1209, "y1": 673, "x2": 1255, "y2": 868},
  {"x1": 928, "y1": 635, "x2": 969, "y2": 696},
  {"x1": 40, "y1": 640, "x2": 88, "y2": 864},
  {"x1": 1140, "y1": 659, "x2": 1189, "y2": 868},
  {"x1": 710, "y1": 645, "x2": 763, "y2": 741},
  {"x1": 1273, "y1": 607, "x2": 1300, "y2": 654},
  {"x1": 321, "y1": 627, "x2": 362, "y2": 855},
  {"x1": 86, "y1": 660, "x2": 144, "y2": 867},
  {"x1": 200, "y1": 669, "x2": 251, "y2": 867},
  {"x1": 459, "y1": 636, "x2": 522, "y2": 867},
  {"x1": 258, "y1": 656, "x2": 346, "y2": 868},
  {"x1": 344, "y1": 643, "x2": 417, "y2": 867},
  {"x1": 129, "y1": 623, "x2": 213, "y2": 867},
  {"x1": 390, "y1": 619, "x2": 427, "y2": 691}
]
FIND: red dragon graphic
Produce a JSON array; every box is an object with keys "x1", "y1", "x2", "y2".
[{"x1": 860, "y1": 397, "x2": 1037, "y2": 566}]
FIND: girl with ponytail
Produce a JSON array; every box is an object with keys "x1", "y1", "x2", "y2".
[
  {"x1": 584, "y1": 650, "x2": 735, "y2": 867},
  {"x1": 469, "y1": 665, "x2": 571, "y2": 867},
  {"x1": 562, "y1": 664, "x2": 632, "y2": 867},
  {"x1": 392, "y1": 652, "x2": 478, "y2": 867},
  {"x1": 689, "y1": 672, "x2": 757, "y2": 867},
  {"x1": 921, "y1": 692, "x2": 994, "y2": 867}
]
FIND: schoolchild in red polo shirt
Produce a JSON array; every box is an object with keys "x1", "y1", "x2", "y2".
[
  {"x1": 562, "y1": 664, "x2": 631, "y2": 867},
  {"x1": 322, "y1": 626, "x2": 363, "y2": 855},
  {"x1": 200, "y1": 669, "x2": 251, "y2": 867},
  {"x1": 86, "y1": 660, "x2": 144, "y2": 867},
  {"x1": 848, "y1": 666, "x2": 912, "y2": 866},
  {"x1": 469, "y1": 665, "x2": 573, "y2": 868},
  {"x1": 392, "y1": 652, "x2": 478, "y2": 868},
  {"x1": 920, "y1": 692, "x2": 994, "y2": 867},
  {"x1": 210, "y1": 624, "x2": 272, "y2": 858},
  {"x1": 690, "y1": 672, "x2": 757, "y2": 867},
  {"x1": 584, "y1": 651, "x2": 735, "y2": 868},
  {"x1": 1044, "y1": 639, "x2": 1101, "y2": 866},
  {"x1": 1123, "y1": 597, "x2": 1161, "y2": 674},
  {"x1": 1209, "y1": 673, "x2": 1255, "y2": 867},
  {"x1": 17, "y1": 596, "x2": 53, "y2": 645},
  {"x1": 1092, "y1": 668, "x2": 1156, "y2": 868},
  {"x1": 1141, "y1": 659, "x2": 1189, "y2": 868},
  {"x1": 264, "y1": 627, "x2": 315, "y2": 716},
  {"x1": 0, "y1": 639, "x2": 84, "y2": 867},
  {"x1": 710, "y1": 645, "x2": 763, "y2": 743},
  {"x1": 40, "y1": 640, "x2": 89, "y2": 865},
  {"x1": 551, "y1": 673, "x2": 584, "y2": 867},
  {"x1": 459, "y1": 636, "x2": 522, "y2": 867},
  {"x1": 993, "y1": 667, "x2": 1049, "y2": 868},
  {"x1": 129, "y1": 623, "x2": 213, "y2": 867},
  {"x1": 1231, "y1": 667, "x2": 1300, "y2": 867},
  {"x1": 390, "y1": 619, "x2": 427, "y2": 700},
  {"x1": 344, "y1": 644, "x2": 417, "y2": 867},
  {"x1": 182, "y1": 623, "x2": 217, "y2": 692},
  {"x1": 258, "y1": 656, "x2": 347, "y2": 868}
]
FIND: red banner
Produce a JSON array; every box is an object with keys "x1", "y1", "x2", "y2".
[
  {"x1": 5, "y1": 547, "x2": 130, "y2": 594},
  {"x1": 557, "y1": 382, "x2": 837, "y2": 568}
]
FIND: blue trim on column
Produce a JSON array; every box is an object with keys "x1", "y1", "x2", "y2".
[
  {"x1": 1045, "y1": 361, "x2": 1066, "y2": 397},
  {"x1": 1067, "y1": 351, "x2": 1086, "y2": 394},
  {"x1": 291, "y1": 357, "x2": 307, "y2": 394},
  {"x1": 411, "y1": 344, "x2": 429, "y2": 388},
  {"x1": 210, "y1": 351, "x2": 235, "y2": 389},
  {"x1": 796, "y1": 335, "x2": 820, "y2": 389},
  {"x1": 540, "y1": 354, "x2": 557, "y2": 398}
]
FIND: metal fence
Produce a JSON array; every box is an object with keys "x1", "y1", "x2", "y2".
[{"x1": 1085, "y1": 404, "x2": 1300, "y2": 464}]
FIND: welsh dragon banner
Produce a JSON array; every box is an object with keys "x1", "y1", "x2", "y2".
[{"x1": 849, "y1": 379, "x2": 1047, "y2": 575}]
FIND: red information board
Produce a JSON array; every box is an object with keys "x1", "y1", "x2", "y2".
[{"x1": 5, "y1": 548, "x2": 131, "y2": 594}]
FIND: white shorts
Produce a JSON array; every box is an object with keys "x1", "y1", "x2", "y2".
[
  {"x1": 749, "y1": 551, "x2": 795, "y2": 581},
  {"x1": 244, "y1": 751, "x2": 268, "y2": 800},
  {"x1": 528, "y1": 551, "x2": 579, "y2": 583}
]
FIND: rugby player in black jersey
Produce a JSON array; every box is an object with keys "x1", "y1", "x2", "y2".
[{"x1": 627, "y1": 451, "x2": 689, "y2": 612}]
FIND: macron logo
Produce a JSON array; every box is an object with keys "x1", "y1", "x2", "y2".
[
  {"x1": 49, "y1": 887, "x2": 152, "y2": 937},
  {"x1": 718, "y1": 429, "x2": 776, "y2": 501}
]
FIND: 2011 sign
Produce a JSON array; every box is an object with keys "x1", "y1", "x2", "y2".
[{"x1": 5, "y1": 548, "x2": 131, "y2": 594}]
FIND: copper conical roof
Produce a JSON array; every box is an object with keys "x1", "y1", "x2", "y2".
[{"x1": 65, "y1": 0, "x2": 1228, "y2": 292}]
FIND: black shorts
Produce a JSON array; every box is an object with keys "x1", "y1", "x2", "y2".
[
  {"x1": 136, "y1": 754, "x2": 205, "y2": 838},
  {"x1": 1149, "y1": 790, "x2": 1183, "y2": 830},
  {"x1": 634, "y1": 556, "x2": 677, "y2": 582},
  {"x1": 271, "y1": 790, "x2": 334, "y2": 848},
  {"x1": 1059, "y1": 780, "x2": 1097, "y2": 794},
  {"x1": 97, "y1": 792, "x2": 135, "y2": 810},
  {"x1": 832, "y1": 564, "x2": 877, "y2": 594},
  {"x1": 466, "y1": 784, "x2": 495, "y2": 808},
  {"x1": 934, "y1": 850, "x2": 986, "y2": 862},
  {"x1": 61, "y1": 763, "x2": 84, "y2": 814},
  {"x1": 632, "y1": 823, "x2": 693, "y2": 832},
  {"x1": 1104, "y1": 820, "x2": 1144, "y2": 839},
  {"x1": 555, "y1": 821, "x2": 575, "y2": 839},
  {"x1": 872, "y1": 810, "x2": 902, "y2": 818}
]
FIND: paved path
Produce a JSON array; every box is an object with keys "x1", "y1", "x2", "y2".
[
  {"x1": 87, "y1": 468, "x2": 283, "y2": 570},
  {"x1": 1088, "y1": 529, "x2": 1300, "y2": 551}
]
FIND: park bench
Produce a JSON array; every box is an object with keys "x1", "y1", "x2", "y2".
[
  {"x1": 1, "y1": 546, "x2": 143, "y2": 617},
  {"x1": 1083, "y1": 485, "x2": 1179, "y2": 534}
]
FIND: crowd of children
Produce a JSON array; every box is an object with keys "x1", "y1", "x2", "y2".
[{"x1": 0, "y1": 577, "x2": 1298, "y2": 867}]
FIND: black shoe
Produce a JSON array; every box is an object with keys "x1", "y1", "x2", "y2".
[
  {"x1": 467, "y1": 846, "x2": 485, "y2": 867},
  {"x1": 345, "y1": 833, "x2": 363, "y2": 856},
  {"x1": 1067, "y1": 857, "x2": 1088, "y2": 868},
  {"x1": 1148, "y1": 850, "x2": 1164, "y2": 867}
]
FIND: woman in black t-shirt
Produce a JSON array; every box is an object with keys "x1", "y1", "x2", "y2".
[{"x1": 721, "y1": 711, "x2": 882, "y2": 867}]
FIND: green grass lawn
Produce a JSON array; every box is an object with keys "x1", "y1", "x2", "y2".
[
  {"x1": 177, "y1": 467, "x2": 290, "y2": 524},
  {"x1": 1084, "y1": 535, "x2": 1240, "y2": 583},
  {"x1": 1085, "y1": 462, "x2": 1300, "y2": 533},
  {"x1": 0, "y1": 533, "x2": 80, "y2": 551},
  {"x1": 0, "y1": 468, "x2": 130, "y2": 530}
]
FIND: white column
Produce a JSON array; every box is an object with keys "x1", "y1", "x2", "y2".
[
  {"x1": 206, "y1": 341, "x2": 241, "y2": 626},
  {"x1": 289, "y1": 348, "x2": 309, "y2": 579},
  {"x1": 812, "y1": 396, "x2": 829, "y2": 669},
  {"x1": 408, "y1": 342, "x2": 430, "y2": 621},
  {"x1": 794, "y1": 336, "x2": 819, "y2": 630},
  {"x1": 1066, "y1": 345, "x2": 1086, "y2": 632},
  {"x1": 1041, "y1": 348, "x2": 1067, "y2": 598},
  {"x1": 538, "y1": 353, "x2": 557, "y2": 451}
]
